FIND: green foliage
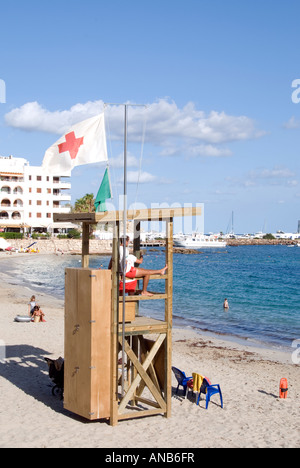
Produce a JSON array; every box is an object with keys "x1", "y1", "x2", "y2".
[
  {"x1": 0, "y1": 232, "x2": 24, "y2": 239},
  {"x1": 67, "y1": 229, "x2": 81, "y2": 239},
  {"x1": 74, "y1": 193, "x2": 95, "y2": 213},
  {"x1": 263, "y1": 233, "x2": 275, "y2": 240}
]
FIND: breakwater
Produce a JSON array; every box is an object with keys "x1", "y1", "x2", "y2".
[
  {"x1": 226, "y1": 238, "x2": 300, "y2": 246},
  {"x1": 2, "y1": 237, "x2": 299, "y2": 255},
  {"x1": 5, "y1": 238, "x2": 112, "y2": 255}
]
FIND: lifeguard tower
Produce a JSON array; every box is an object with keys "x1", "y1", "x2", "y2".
[{"x1": 54, "y1": 206, "x2": 201, "y2": 425}]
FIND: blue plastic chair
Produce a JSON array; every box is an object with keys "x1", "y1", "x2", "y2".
[
  {"x1": 197, "y1": 383, "x2": 223, "y2": 409},
  {"x1": 172, "y1": 367, "x2": 193, "y2": 397}
]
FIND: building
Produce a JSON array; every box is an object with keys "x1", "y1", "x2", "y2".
[{"x1": 0, "y1": 155, "x2": 73, "y2": 234}]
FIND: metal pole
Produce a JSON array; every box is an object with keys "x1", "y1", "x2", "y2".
[
  {"x1": 104, "y1": 102, "x2": 146, "y2": 398},
  {"x1": 121, "y1": 104, "x2": 128, "y2": 396}
]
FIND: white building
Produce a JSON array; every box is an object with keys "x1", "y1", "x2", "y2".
[{"x1": 0, "y1": 155, "x2": 72, "y2": 233}]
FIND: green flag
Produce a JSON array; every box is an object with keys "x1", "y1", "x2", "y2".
[{"x1": 94, "y1": 167, "x2": 112, "y2": 212}]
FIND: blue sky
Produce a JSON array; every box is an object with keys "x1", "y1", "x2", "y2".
[{"x1": 0, "y1": 0, "x2": 299, "y2": 233}]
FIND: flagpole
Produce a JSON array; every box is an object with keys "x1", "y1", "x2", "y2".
[
  {"x1": 121, "y1": 104, "x2": 128, "y2": 396},
  {"x1": 105, "y1": 102, "x2": 146, "y2": 397},
  {"x1": 104, "y1": 102, "x2": 126, "y2": 395}
]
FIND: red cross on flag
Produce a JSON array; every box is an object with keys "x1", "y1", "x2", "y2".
[{"x1": 42, "y1": 113, "x2": 108, "y2": 175}]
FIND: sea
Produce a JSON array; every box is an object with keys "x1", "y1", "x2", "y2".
[{"x1": 1, "y1": 244, "x2": 299, "y2": 352}]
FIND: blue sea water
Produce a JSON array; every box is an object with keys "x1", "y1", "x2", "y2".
[{"x1": 1, "y1": 245, "x2": 299, "y2": 350}]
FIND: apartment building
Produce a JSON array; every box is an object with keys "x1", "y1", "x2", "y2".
[{"x1": 0, "y1": 155, "x2": 72, "y2": 233}]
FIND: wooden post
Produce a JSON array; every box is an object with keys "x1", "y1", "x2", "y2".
[
  {"x1": 165, "y1": 219, "x2": 173, "y2": 326},
  {"x1": 165, "y1": 218, "x2": 173, "y2": 418},
  {"x1": 133, "y1": 221, "x2": 141, "y2": 254},
  {"x1": 133, "y1": 220, "x2": 141, "y2": 316},
  {"x1": 82, "y1": 222, "x2": 90, "y2": 268},
  {"x1": 110, "y1": 221, "x2": 120, "y2": 426}
]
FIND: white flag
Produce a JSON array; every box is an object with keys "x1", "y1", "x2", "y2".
[{"x1": 42, "y1": 113, "x2": 108, "y2": 175}]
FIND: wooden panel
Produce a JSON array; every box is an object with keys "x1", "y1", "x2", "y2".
[
  {"x1": 118, "y1": 301, "x2": 136, "y2": 322},
  {"x1": 64, "y1": 268, "x2": 111, "y2": 420},
  {"x1": 64, "y1": 268, "x2": 92, "y2": 419},
  {"x1": 120, "y1": 293, "x2": 167, "y2": 302},
  {"x1": 64, "y1": 268, "x2": 80, "y2": 414},
  {"x1": 118, "y1": 317, "x2": 168, "y2": 336},
  {"x1": 90, "y1": 270, "x2": 111, "y2": 420}
]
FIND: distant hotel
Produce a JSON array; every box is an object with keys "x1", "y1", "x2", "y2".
[{"x1": 0, "y1": 155, "x2": 72, "y2": 234}]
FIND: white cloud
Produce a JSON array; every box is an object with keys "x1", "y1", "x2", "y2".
[
  {"x1": 283, "y1": 116, "x2": 300, "y2": 129},
  {"x1": 229, "y1": 166, "x2": 299, "y2": 188},
  {"x1": 248, "y1": 167, "x2": 296, "y2": 181},
  {"x1": 160, "y1": 143, "x2": 232, "y2": 158},
  {"x1": 127, "y1": 171, "x2": 156, "y2": 184},
  {"x1": 116, "y1": 170, "x2": 170, "y2": 185},
  {"x1": 5, "y1": 98, "x2": 265, "y2": 159},
  {"x1": 5, "y1": 100, "x2": 104, "y2": 135},
  {"x1": 109, "y1": 152, "x2": 139, "y2": 168},
  {"x1": 108, "y1": 100, "x2": 264, "y2": 146}
]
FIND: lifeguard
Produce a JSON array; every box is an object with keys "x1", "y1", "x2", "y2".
[{"x1": 110, "y1": 236, "x2": 168, "y2": 296}]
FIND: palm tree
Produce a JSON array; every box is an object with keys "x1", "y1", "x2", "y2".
[{"x1": 74, "y1": 193, "x2": 95, "y2": 213}]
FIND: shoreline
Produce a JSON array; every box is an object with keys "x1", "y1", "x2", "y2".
[
  {"x1": 0, "y1": 250, "x2": 296, "y2": 355},
  {"x1": 0, "y1": 276, "x2": 299, "y2": 447},
  {"x1": 0, "y1": 257, "x2": 294, "y2": 355},
  {"x1": 0, "y1": 261, "x2": 297, "y2": 369},
  {"x1": 174, "y1": 321, "x2": 293, "y2": 358},
  {"x1": 0, "y1": 273, "x2": 292, "y2": 365}
]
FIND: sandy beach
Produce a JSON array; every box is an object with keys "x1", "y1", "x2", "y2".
[{"x1": 0, "y1": 272, "x2": 299, "y2": 449}]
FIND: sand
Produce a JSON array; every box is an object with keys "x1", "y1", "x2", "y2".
[{"x1": 0, "y1": 273, "x2": 299, "y2": 449}]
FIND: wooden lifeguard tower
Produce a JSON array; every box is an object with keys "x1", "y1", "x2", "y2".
[{"x1": 54, "y1": 206, "x2": 201, "y2": 425}]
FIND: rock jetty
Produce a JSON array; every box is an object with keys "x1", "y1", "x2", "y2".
[{"x1": 2, "y1": 237, "x2": 299, "y2": 256}]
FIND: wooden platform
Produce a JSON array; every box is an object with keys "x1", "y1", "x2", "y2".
[
  {"x1": 118, "y1": 316, "x2": 168, "y2": 336},
  {"x1": 54, "y1": 206, "x2": 202, "y2": 224},
  {"x1": 56, "y1": 207, "x2": 202, "y2": 425},
  {"x1": 120, "y1": 293, "x2": 168, "y2": 302}
]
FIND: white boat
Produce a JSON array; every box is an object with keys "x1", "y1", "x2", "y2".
[{"x1": 174, "y1": 234, "x2": 227, "y2": 249}]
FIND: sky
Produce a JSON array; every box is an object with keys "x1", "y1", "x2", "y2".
[{"x1": 0, "y1": 0, "x2": 300, "y2": 234}]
